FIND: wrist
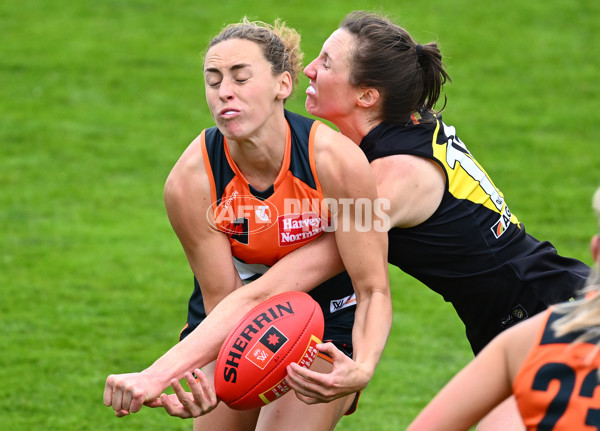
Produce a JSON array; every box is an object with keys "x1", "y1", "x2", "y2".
[
  {"x1": 354, "y1": 359, "x2": 375, "y2": 386},
  {"x1": 140, "y1": 365, "x2": 175, "y2": 390}
]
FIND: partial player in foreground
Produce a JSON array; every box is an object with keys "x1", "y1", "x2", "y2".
[
  {"x1": 104, "y1": 17, "x2": 391, "y2": 431},
  {"x1": 408, "y1": 187, "x2": 600, "y2": 431}
]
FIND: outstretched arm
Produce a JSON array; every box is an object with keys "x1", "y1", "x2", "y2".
[
  {"x1": 104, "y1": 135, "x2": 241, "y2": 415},
  {"x1": 104, "y1": 215, "x2": 346, "y2": 417},
  {"x1": 286, "y1": 125, "x2": 392, "y2": 402}
]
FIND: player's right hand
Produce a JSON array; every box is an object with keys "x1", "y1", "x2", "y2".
[{"x1": 103, "y1": 372, "x2": 162, "y2": 417}]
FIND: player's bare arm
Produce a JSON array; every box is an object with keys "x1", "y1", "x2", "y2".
[
  {"x1": 287, "y1": 124, "x2": 391, "y2": 402},
  {"x1": 104, "y1": 135, "x2": 242, "y2": 416},
  {"x1": 370, "y1": 154, "x2": 445, "y2": 229}
]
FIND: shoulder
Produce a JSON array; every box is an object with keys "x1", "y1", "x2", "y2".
[
  {"x1": 313, "y1": 124, "x2": 367, "y2": 167},
  {"x1": 313, "y1": 124, "x2": 374, "y2": 187},
  {"x1": 371, "y1": 153, "x2": 441, "y2": 180},
  {"x1": 165, "y1": 132, "x2": 212, "y2": 205}
]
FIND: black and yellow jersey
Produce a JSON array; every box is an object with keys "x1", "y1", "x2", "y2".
[{"x1": 360, "y1": 112, "x2": 589, "y2": 353}]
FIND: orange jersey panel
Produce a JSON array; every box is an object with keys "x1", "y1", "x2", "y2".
[
  {"x1": 513, "y1": 309, "x2": 600, "y2": 430},
  {"x1": 201, "y1": 111, "x2": 329, "y2": 267}
]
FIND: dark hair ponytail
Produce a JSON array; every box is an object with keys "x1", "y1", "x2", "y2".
[
  {"x1": 340, "y1": 11, "x2": 451, "y2": 123},
  {"x1": 415, "y1": 42, "x2": 449, "y2": 113}
]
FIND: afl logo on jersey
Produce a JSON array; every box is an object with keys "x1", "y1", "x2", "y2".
[
  {"x1": 208, "y1": 194, "x2": 279, "y2": 239},
  {"x1": 255, "y1": 206, "x2": 271, "y2": 223}
]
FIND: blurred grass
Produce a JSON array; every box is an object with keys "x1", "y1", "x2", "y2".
[{"x1": 1, "y1": 0, "x2": 598, "y2": 430}]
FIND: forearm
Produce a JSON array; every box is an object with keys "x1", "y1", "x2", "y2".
[
  {"x1": 336, "y1": 226, "x2": 391, "y2": 379},
  {"x1": 142, "y1": 233, "x2": 344, "y2": 387},
  {"x1": 255, "y1": 232, "x2": 344, "y2": 292},
  {"x1": 351, "y1": 278, "x2": 392, "y2": 379}
]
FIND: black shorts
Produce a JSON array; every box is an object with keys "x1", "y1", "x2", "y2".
[
  {"x1": 180, "y1": 271, "x2": 356, "y2": 359},
  {"x1": 456, "y1": 236, "x2": 590, "y2": 354}
]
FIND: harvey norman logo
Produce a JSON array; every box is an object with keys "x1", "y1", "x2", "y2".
[{"x1": 278, "y1": 212, "x2": 325, "y2": 246}]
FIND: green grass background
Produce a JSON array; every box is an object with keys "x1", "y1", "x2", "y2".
[{"x1": 2, "y1": 0, "x2": 599, "y2": 429}]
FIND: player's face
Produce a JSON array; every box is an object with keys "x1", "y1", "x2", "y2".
[
  {"x1": 204, "y1": 39, "x2": 289, "y2": 141},
  {"x1": 304, "y1": 29, "x2": 359, "y2": 124}
]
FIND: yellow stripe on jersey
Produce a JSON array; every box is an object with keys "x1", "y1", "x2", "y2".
[{"x1": 432, "y1": 119, "x2": 520, "y2": 227}]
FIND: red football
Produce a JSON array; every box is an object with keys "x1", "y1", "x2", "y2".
[{"x1": 214, "y1": 291, "x2": 324, "y2": 410}]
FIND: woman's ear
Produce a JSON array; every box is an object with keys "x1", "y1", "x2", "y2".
[
  {"x1": 357, "y1": 87, "x2": 380, "y2": 108},
  {"x1": 276, "y1": 72, "x2": 293, "y2": 100}
]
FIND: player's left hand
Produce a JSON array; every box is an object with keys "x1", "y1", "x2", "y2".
[
  {"x1": 146, "y1": 369, "x2": 219, "y2": 418},
  {"x1": 285, "y1": 342, "x2": 369, "y2": 404}
]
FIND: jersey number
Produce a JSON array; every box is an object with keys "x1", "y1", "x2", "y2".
[
  {"x1": 443, "y1": 123, "x2": 504, "y2": 212},
  {"x1": 532, "y1": 363, "x2": 600, "y2": 430}
]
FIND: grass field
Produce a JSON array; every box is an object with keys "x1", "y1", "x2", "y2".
[{"x1": 1, "y1": 0, "x2": 599, "y2": 430}]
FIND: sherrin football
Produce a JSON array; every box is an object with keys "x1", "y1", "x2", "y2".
[{"x1": 214, "y1": 291, "x2": 324, "y2": 410}]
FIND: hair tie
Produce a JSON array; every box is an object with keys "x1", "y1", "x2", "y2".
[{"x1": 416, "y1": 44, "x2": 424, "y2": 57}]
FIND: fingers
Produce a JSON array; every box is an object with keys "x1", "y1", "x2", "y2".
[
  {"x1": 286, "y1": 363, "x2": 330, "y2": 401},
  {"x1": 286, "y1": 343, "x2": 359, "y2": 404},
  {"x1": 160, "y1": 370, "x2": 219, "y2": 418},
  {"x1": 103, "y1": 375, "x2": 115, "y2": 407},
  {"x1": 187, "y1": 369, "x2": 218, "y2": 409},
  {"x1": 103, "y1": 372, "x2": 152, "y2": 415},
  {"x1": 316, "y1": 342, "x2": 339, "y2": 358},
  {"x1": 104, "y1": 374, "x2": 129, "y2": 413},
  {"x1": 159, "y1": 393, "x2": 187, "y2": 418}
]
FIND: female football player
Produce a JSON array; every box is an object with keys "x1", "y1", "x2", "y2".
[{"x1": 103, "y1": 18, "x2": 391, "y2": 431}]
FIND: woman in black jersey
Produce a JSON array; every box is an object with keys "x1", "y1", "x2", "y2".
[{"x1": 294, "y1": 10, "x2": 589, "y2": 430}]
